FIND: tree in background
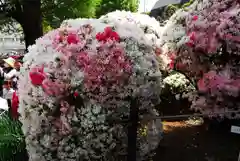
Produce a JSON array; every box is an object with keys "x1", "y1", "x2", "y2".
[
  {"x1": 0, "y1": 0, "x2": 101, "y2": 49},
  {"x1": 0, "y1": 0, "x2": 43, "y2": 49},
  {"x1": 42, "y1": 0, "x2": 101, "y2": 28},
  {"x1": 162, "y1": 0, "x2": 194, "y2": 20},
  {"x1": 96, "y1": 0, "x2": 139, "y2": 17},
  {"x1": 150, "y1": 0, "x2": 194, "y2": 22}
]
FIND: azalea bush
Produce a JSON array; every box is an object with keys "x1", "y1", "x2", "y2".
[
  {"x1": 160, "y1": 0, "x2": 240, "y2": 118},
  {"x1": 100, "y1": 11, "x2": 196, "y2": 115},
  {"x1": 18, "y1": 18, "x2": 163, "y2": 161},
  {"x1": 158, "y1": 72, "x2": 195, "y2": 115},
  {"x1": 162, "y1": 72, "x2": 195, "y2": 99}
]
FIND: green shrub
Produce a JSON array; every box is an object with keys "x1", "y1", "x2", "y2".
[{"x1": 0, "y1": 111, "x2": 27, "y2": 161}]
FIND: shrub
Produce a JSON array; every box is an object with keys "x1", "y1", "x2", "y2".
[
  {"x1": 158, "y1": 72, "x2": 195, "y2": 115},
  {"x1": 160, "y1": 0, "x2": 240, "y2": 118},
  {"x1": 0, "y1": 111, "x2": 27, "y2": 161},
  {"x1": 18, "y1": 18, "x2": 163, "y2": 161},
  {"x1": 163, "y1": 72, "x2": 195, "y2": 99},
  {"x1": 100, "y1": 11, "x2": 196, "y2": 115}
]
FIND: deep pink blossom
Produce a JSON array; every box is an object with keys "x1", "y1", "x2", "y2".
[
  {"x1": 188, "y1": 32, "x2": 195, "y2": 41},
  {"x1": 29, "y1": 66, "x2": 46, "y2": 86},
  {"x1": 73, "y1": 91, "x2": 79, "y2": 97},
  {"x1": 67, "y1": 33, "x2": 79, "y2": 44},
  {"x1": 96, "y1": 26, "x2": 120, "y2": 42},
  {"x1": 192, "y1": 15, "x2": 198, "y2": 21},
  {"x1": 169, "y1": 53, "x2": 176, "y2": 69}
]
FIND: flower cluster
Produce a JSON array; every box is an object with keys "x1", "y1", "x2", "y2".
[
  {"x1": 160, "y1": 0, "x2": 240, "y2": 118},
  {"x1": 100, "y1": 10, "x2": 171, "y2": 71},
  {"x1": 163, "y1": 72, "x2": 195, "y2": 100},
  {"x1": 18, "y1": 18, "x2": 162, "y2": 161}
]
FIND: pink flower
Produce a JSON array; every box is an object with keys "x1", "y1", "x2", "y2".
[
  {"x1": 96, "y1": 27, "x2": 120, "y2": 42},
  {"x1": 168, "y1": 53, "x2": 176, "y2": 69},
  {"x1": 197, "y1": 78, "x2": 208, "y2": 92},
  {"x1": 169, "y1": 60, "x2": 174, "y2": 69},
  {"x1": 73, "y1": 91, "x2": 79, "y2": 97},
  {"x1": 83, "y1": 43, "x2": 132, "y2": 102},
  {"x1": 67, "y1": 33, "x2": 79, "y2": 44},
  {"x1": 186, "y1": 41, "x2": 194, "y2": 47},
  {"x1": 192, "y1": 15, "x2": 198, "y2": 21},
  {"x1": 42, "y1": 79, "x2": 68, "y2": 96},
  {"x1": 188, "y1": 32, "x2": 196, "y2": 41},
  {"x1": 76, "y1": 52, "x2": 90, "y2": 68},
  {"x1": 176, "y1": 62, "x2": 185, "y2": 69},
  {"x1": 60, "y1": 101, "x2": 70, "y2": 114},
  {"x1": 29, "y1": 66, "x2": 46, "y2": 86}
]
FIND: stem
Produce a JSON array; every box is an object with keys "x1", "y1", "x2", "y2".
[{"x1": 127, "y1": 97, "x2": 138, "y2": 161}]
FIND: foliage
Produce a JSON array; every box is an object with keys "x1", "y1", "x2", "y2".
[
  {"x1": 18, "y1": 16, "x2": 162, "y2": 161},
  {"x1": 160, "y1": 0, "x2": 195, "y2": 21},
  {"x1": 42, "y1": 0, "x2": 101, "y2": 28},
  {"x1": 0, "y1": 18, "x2": 22, "y2": 34},
  {"x1": 0, "y1": 0, "x2": 101, "y2": 33},
  {"x1": 141, "y1": 12, "x2": 150, "y2": 15},
  {"x1": 0, "y1": 0, "x2": 138, "y2": 33},
  {"x1": 0, "y1": 111, "x2": 26, "y2": 161},
  {"x1": 96, "y1": 0, "x2": 139, "y2": 18},
  {"x1": 42, "y1": 20, "x2": 53, "y2": 34},
  {"x1": 159, "y1": 0, "x2": 240, "y2": 118}
]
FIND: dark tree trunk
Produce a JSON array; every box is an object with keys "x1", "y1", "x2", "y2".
[{"x1": 21, "y1": 0, "x2": 43, "y2": 50}]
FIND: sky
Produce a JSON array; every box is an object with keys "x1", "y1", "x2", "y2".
[{"x1": 138, "y1": 0, "x2": 158, "y2": 12}]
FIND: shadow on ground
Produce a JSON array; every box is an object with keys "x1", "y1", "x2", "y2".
[{"x1": 153, "y1": 120, "x2": 240, "y2": 161}]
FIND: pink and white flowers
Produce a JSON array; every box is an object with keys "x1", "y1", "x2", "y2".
[
  {"x1": 18, "y1": 18, "x2": 162, "y2": 161},
  {"x1": 160, "y1": 0, "x2": 240, "y2": 118}
]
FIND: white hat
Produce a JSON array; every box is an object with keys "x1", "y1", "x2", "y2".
[{"x1": 3, "y1": 57, "x2": 16, "y2": 68}]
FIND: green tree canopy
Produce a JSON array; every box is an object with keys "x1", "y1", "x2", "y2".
[
  {"x1": 42, "y1": 0, "x2": 101, "y2": 28},
  {"x1": 96, "y1": 0, "x2": 139, "y2": 18}
]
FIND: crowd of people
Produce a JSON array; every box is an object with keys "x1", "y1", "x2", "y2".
[{"x1": 0, "y1": 55, "x2": 23, "y2": 118}]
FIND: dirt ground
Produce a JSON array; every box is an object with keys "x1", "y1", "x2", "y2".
[{"x1": 153, "y1": 120, "x2": 240, "y2": 161}]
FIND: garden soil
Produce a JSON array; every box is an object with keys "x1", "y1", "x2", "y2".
[{"x1": 154, "y1": 120, "x2": 240, "y2": 161}]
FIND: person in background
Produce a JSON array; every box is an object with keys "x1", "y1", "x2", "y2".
[
  {"x1": 0, "y1": 56, "x2": 21, "y2": 107},
  {"x1": 2, "y1": 79, "x2": 15, "y2": 107},
  {"x1": 1, "y1": 57, "x2": 18, "y2": 80},
  {"x1": 11, "y1": 90, "x2": 19, "y2": 119},
  {"x1": 0, "y1": 60, "x2": 4, "y2": 96},
  {"x1": 12, "y1": 61, "x2": 21, "y2": 90}
]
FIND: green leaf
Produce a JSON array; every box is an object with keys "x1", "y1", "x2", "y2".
[{"x1": 0, "y1": 112, "x2": 26, "y2": 161}]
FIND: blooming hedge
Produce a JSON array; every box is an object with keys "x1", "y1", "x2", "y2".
[
  {"x1": 160, "y1": 0, "x2": 240, "y2": 118},
  {"x1": 18, "y1": 18, "x2": 163, "y2": 161}
]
